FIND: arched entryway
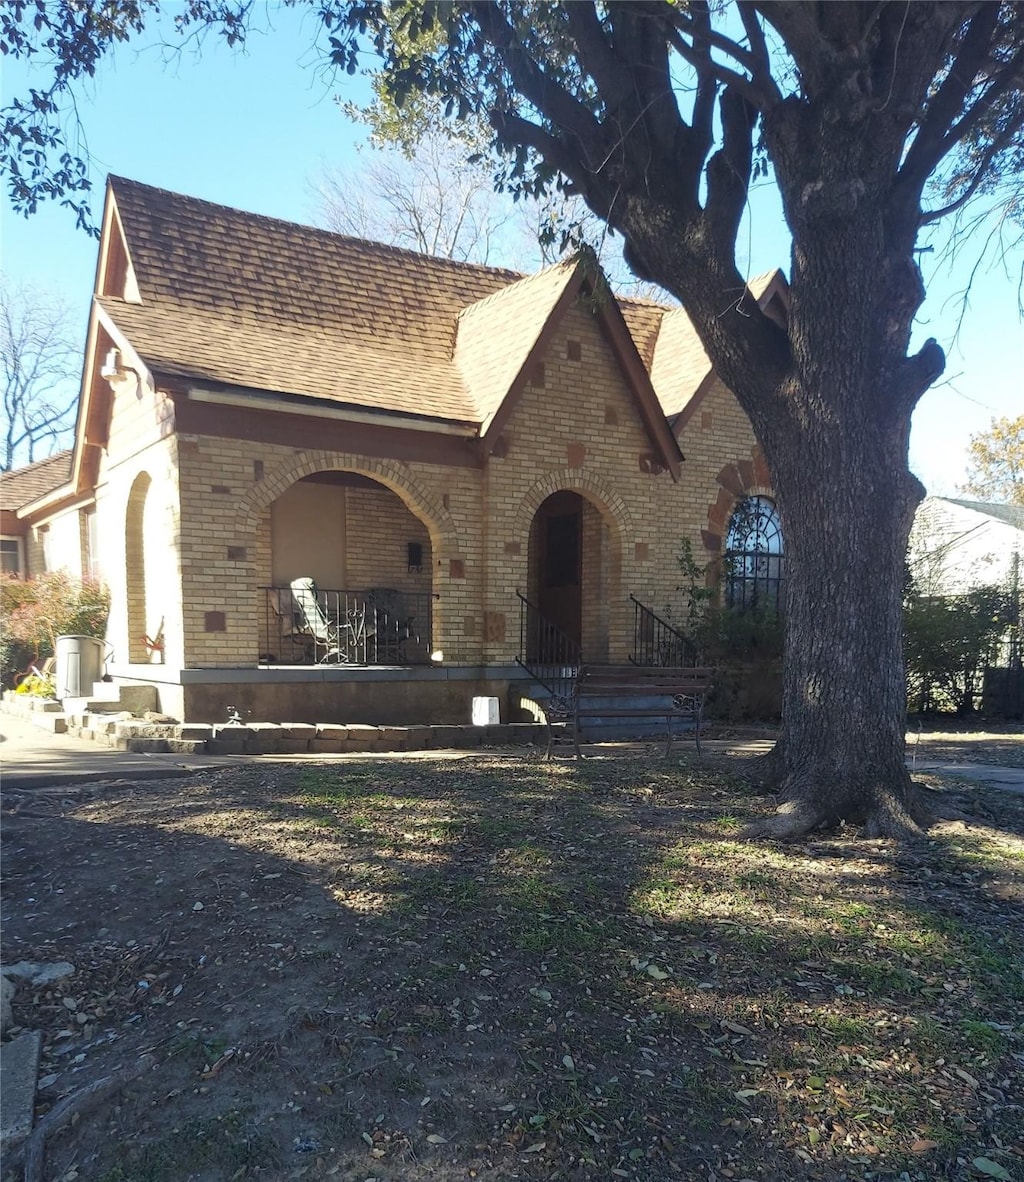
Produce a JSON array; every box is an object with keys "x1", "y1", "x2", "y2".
[
  {"x1": 527, "y1": 490, "x2": 619, "y2": 662},
  {"x1": 125, "y1": 472, "x2": 152, "y2": 663},
  {"x1": 260, "y1": 470, "x2": 435, "y2": 665}
]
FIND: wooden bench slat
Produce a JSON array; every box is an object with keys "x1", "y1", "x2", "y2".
[{"x1": 537, "y1": 661, "x2": 714, "y2": 759}]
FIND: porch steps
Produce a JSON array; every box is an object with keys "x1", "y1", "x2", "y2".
[{"x1": 61, "y1": 681, "x2": 158, "y2": 717}]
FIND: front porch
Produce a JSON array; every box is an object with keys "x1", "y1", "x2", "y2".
[{"x1": 105, "y1": 661, "x2": 542, "y2": 727}]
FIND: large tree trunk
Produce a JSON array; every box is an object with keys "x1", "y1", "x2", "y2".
[{"x1": 755, "y1": 401, "x2": 927, "y2": 838}]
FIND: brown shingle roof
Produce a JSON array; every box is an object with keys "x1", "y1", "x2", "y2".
[
  {"x1": 0, "y1": 451, "x2": 73, "y2": 513},
  {"x1": 100, "y1": 178, "x2": 779, "y2": 435},
  {"x1": 455, "y1": 262, "x2": 579, "y2": 429},
  {"x1": 105, "y1": 176, "x2": 525, "y2": 422}
]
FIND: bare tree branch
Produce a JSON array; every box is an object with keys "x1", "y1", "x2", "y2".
[
  {"x1": 922, "y1": 115, "x2": 1024, "y2": 223},
  {"x1": 898, "y1": 4, "x2": 1002, "y2": 192},
  {"x1": 1, "y1": 276, "x2": 81, "y2": 471}
]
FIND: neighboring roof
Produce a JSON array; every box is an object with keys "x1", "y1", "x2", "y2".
[
  {"x1": 939, "y1": 497, "x2": 1024, "y2": 530},
  {"x1": 0, "y1": 451, "x2": 73, "y2": 513},
  {"x1": 650, "y1": 271, "x2": 789, "y2": 422}
]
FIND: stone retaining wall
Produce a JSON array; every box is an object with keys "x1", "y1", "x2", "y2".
[{"x1": 1, "y1": 692, "x2": 547, "y2": 755}]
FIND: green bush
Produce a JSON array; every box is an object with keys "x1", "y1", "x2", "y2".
[
  {"x1": 0, "y1": 571, "x2": 110, "y2": 688},
  {"x1": 663, "y1": 540, "x2": 785, "y2": 721},
  {"x1": 904, "y1": 585, "x2": 1014, "y2": 715}
]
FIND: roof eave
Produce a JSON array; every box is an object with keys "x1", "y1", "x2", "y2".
[{"x1": 179, "y1": 380, "x2": 480, "y2": 438}]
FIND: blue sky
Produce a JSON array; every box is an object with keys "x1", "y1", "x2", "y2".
[{"x1": 1, "y1": 8, "x2": 1020, "y2": 494}]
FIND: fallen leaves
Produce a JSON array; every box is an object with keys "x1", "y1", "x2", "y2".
[{"x1": 3, "y1": 752, "x2": 1021, "y2": 1182}]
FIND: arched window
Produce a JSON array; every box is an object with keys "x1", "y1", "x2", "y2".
[{"x1": 725, "y1": 496, "x2": 784, "y2": 612}]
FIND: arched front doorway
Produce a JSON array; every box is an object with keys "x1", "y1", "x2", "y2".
[{"x1": 527, "y1": 490, "x2": 618, "y2": 662}]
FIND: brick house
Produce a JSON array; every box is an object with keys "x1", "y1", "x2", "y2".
[
  {"x1": 14, "y1": 176, "x2": 784, "y2": 723},
  {"x1": 1, "y1": 450, "x2": 74, "y2": 577}
]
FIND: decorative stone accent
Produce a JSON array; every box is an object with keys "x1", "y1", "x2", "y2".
[{"x1": 484, "y1": 612, "x2": 506, "y2": 642}]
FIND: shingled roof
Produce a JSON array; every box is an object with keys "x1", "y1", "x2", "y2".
[
  {"x1": 95, "y1": 177, "x2": 779, "y2": 439},
  {"x1": 102, "y1": 177, "x2": 531, "y2": 424},
  {"x1": 0, "y1": 451, "x2": 73, "y2": 513}
]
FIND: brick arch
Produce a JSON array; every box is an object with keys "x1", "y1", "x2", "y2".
[
  {"x1": 125, "y1": 470, "x2": 152, "y2": 663},
  {"x1": 233, "y1": 451, "x2": 459, "y2": 554},
  {"x1": 513, "y1": 468, "x2": 634, "y2": 544},
  {"x1": 701, "y1": 444, "x2": 774, "y2": 556}
]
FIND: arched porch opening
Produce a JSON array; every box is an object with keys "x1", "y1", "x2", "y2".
[
  {"x1": 125, "y1": 472, "x2": 153, "y2": 663},
  {"x1": 259, "y1": 469, "x2": 435, "y2": 666}
]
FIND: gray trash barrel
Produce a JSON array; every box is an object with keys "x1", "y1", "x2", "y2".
[{"x1": 55, "y1": 635, "x2": 105, "y2": 699}]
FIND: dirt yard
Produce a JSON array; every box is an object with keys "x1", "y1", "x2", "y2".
[{"x1": 2, "y1": 736, "x2": 1022, "y2": 1182}]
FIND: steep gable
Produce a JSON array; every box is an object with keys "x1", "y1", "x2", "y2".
[
  {"x1": 649, "y1": 270, "x2": 789, "y2": 427},
  {"x1": 458, "y1": 260, "x2": 681, "y2": 479},
  {"x1": 455, "y1": 262, "x2": 580, "y2": 432}
]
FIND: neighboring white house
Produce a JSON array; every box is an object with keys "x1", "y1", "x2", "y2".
[{"x1": 909, "y1": 497, "x2": 1023, "y2": 596}]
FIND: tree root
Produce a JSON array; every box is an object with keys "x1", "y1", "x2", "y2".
[
  {"x1": 742, "y1": 777, "x2": 933, "y2": 842},
  {"x1": 742, "y1": 799, "x2": 827, "y2": 839},
  {"x1": 739, "y1": 741, "x2": 785, "y2": 795},
  {"x1": 7, "y1": 1054, "x2": 155, "y2": 1182}
]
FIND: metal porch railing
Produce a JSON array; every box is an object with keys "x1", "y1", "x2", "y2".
[
  {"x1": 259, "y1": 585, "x2": 433, "y2": 666},
  {"x1": 630, "y1": 595, "x2": 698, "y2": 666},
  {"x1": 515, "y1": 590, "x2": 581, "y2": 704}
]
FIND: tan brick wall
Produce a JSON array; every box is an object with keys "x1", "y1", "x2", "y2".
[
  {"x1": 80, "y1": 297, "x2": 769, "y2": 685},
  {"x1": 344, "y1": 485, "x2": 433, "y2": 596},
  {"x1": 93, "y1": 421, "x2": 183, "y2": 670}
]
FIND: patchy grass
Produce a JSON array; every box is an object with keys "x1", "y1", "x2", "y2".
[{"x1": 2, "y1": 748, "x2": 1022, "y2": 1182}]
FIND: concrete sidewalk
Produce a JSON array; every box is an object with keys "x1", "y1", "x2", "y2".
[
  {"x1": 910, "y1": 758, "x2": 1024, "y2": 795},
  {"x1": 0, "y1": 710, "x2": 233, "y2": 789},
  {"x1": 3, "y1": 710, "x2": 1023, "y2": 794}
]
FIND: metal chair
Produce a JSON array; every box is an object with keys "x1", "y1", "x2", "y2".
[{"x1": 288, "y1": 579, "x2": 374, "y2": 664}]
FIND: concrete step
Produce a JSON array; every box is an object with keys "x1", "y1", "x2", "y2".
[
  {"x1": 63, "y1": 683, "x2": 158, "y2": 716},
  {"x1": 29, "y1": 712, "x2": 68, "y2": 734}
]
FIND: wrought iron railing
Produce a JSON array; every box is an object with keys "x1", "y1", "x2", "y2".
[
  {"x1": 259, "y1": 585, "x2": 433, "y2": 666},
  {"x1": 515, "y1": 590, "x2": 580, "y2": 703},
  {"x1": 630, "y1": 595, "x2": 698, "y2": 666}
]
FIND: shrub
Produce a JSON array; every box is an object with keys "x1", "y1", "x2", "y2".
[
  {"x1": 904, "y1": 584, "x2": 1014, "y2": 715},
  {"x1": 0, "y1": 571, "x2": 110, "y2": 687},
  {"x1": 663, "y1": 540, "x2": 785, "y2": 721}
]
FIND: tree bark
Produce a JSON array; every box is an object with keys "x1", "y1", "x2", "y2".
[{"x1": 751, "y1": 404, "x2": 928, "y2": 838}]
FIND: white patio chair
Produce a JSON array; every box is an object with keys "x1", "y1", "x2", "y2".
[
  {"x1": 288, "y1": 578, "x2": 374, "y2": 664},
  {"x1": 289, "y1": 577, "x2": 346, "y2": 663}
]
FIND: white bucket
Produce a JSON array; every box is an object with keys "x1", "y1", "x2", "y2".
[{"x1": 471, "y1": 696, "x2": 500, "y2": 726}]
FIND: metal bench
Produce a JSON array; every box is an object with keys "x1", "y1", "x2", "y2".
[{"x1": 561, "y1": 663, "x2": 714, "y2": 759}]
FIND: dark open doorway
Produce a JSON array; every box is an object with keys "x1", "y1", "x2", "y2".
[{"x1": 535, "y1": 490, "x2": 583, "y2": 647}]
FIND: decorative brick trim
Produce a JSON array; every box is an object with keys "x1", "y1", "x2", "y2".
[
  {"x1": 702, "y1": 444, "x2": 776, "y2": 556},
  {"x1": 512, "y1": 468, "x2": 634, "y2": 545},
  {"x1": 233, "y1": 451, "x2": 460, "y2": 556}
]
